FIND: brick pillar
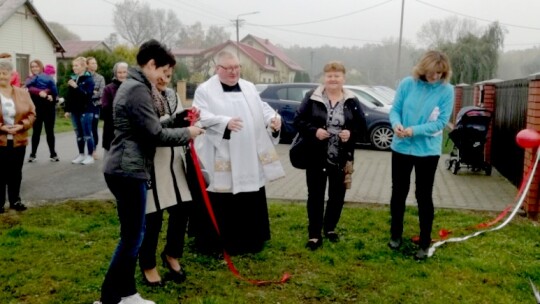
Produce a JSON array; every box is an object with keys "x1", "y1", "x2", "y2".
[
  {"x1": 481, "y1": 84, "x2": 496, "y2": 164},
  {"x1": 524, "y1": 74, "x2": 540, "y2": 219}
]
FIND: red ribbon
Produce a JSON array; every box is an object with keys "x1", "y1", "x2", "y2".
[
  {"x1": 187, "y1": 109, "x2": 291, "y2": 285},
  {"x1": 412, "y1": 159, "x2": 533, "y2": 244}
]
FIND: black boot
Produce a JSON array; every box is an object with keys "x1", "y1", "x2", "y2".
[{"x1": 10, "y1": 201, "x2": 27, "y2": 211}]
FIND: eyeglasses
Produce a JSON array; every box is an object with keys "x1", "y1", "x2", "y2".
[{"x1": 218, "y1": 65, "x2": 241, "y2": 73}]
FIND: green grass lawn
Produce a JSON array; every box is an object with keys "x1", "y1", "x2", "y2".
[{"x1": 1, "y1": 200, "x2": 539, "y2": 304}]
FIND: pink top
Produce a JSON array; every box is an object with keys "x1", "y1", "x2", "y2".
[{"x1": 11, "y1": 70, "x2": 21, "y2": 87}]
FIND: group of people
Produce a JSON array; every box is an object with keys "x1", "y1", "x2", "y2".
[
  {"x1": 0, "y1": 53, "x2": 61, "y2": 213},
  {"x1": 0, "y1": 43, "x2": 454, "y2": 304},
  {"x1": 0, "y1": 53, "x2": 114, "y2": 214},
  {"x1": 295, "y1": 50, "x2": 454, "y2": 262}
]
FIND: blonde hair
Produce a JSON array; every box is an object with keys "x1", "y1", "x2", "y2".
[
  {"x1": 412, "y1": 50, "x2": 452, "y2": 83},
  {"x1": 30, "y1": 59, "x2": 44, "y2": 73},
  {"x1": 323, "y1": 61, "x2": 346, "y2": 74},
  {"x1": 72, "y1": 56, "x2": 87, "y2": 68}
]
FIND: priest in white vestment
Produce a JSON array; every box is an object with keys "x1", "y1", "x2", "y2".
[{"x1": 190, "y1": 50, "x2": 285, "y2": 255}]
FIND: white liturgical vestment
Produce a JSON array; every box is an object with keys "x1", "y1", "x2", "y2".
[{"x1": 193, "y1": 75, "x2": 285, "y2": 194}]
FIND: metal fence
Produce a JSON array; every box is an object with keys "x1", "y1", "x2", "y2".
[
  {"x1": 493, "y1": 79, "x2": 529, "y2": 187},
  {"x1": 462, "y1": 86, "x2": 475, "y2": 108}
]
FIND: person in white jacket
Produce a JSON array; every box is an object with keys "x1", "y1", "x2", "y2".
[{"x1": 190, "y1": 50, "x2": 284, "y2": 255}]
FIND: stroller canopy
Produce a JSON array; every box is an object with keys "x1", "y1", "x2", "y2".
[{"x1": 455, "y1": 106, "x2": 492, "y2": 127}]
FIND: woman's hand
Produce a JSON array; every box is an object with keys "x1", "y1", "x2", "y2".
[
  {"x1": 67, "y1": 79, "x2": 77, "y2": 88},
  {"x1": 2, "y1": 124, "x2": 23, "y2": 134},
  {"x1": 316, "y1": 128, "x2": 330, "y2": 140},
  {"x1": 64, "y1": 112, "x2": 71, "y2": 119},
  {"x1": 187, "y1": 126, "x2": 205, "y2": 139},
  {"x1": 186, "y1": 106, "x2": 200, "y2": 121},
  {"x1": 394, "y1": 124, "x2": 406, "y2": 138},
  {"x1": 39, "y1": 91, "x2": 47, "y2": 98},
  {"x1": 339, "y1": 129, "x2": 350, "y2": 142}
]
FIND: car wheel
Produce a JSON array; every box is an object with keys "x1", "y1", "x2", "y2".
[{"x1": 370, "y1": 125, "x2": 393, "y2": 151}]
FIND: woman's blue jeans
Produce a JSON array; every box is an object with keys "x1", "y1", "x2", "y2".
[
  {"x1": 71, "y1": 112, "x2": 94, "y2": 155},
  {"x1": 100, "y1": 174, "x2": 147, "y2": 304}
]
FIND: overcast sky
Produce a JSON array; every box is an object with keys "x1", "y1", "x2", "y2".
[{"x1": 32, "y1": 0, "x2": 540, "y2": 51}]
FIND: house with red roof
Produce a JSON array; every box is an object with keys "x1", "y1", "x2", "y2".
[
  {"x1": 172, "y1": 36, "x2": 304, "y2": 84},
  {"x1": 0, "y1": 0, "x2": 64, "y2": 82},
  {"x1": 242, "y1": 34, "x2": 304, "y2": 82},
  {"x1": 56, "y1": 40, "x2": 111, "y2": 66}
]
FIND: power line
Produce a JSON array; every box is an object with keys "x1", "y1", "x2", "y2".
[
  {"x1": 99, "y1": 0, "x2": 116, "y2": 5},
  {"x1": 62, "y1": 23, "x2": 114, "y2": 28},
  {"x1": 155, "y1": 0, "x2": 231, "y2": 23},
  {"x1": 250, "y1": 0, "x2": 394, "y2": 27},
  {"x1": 246, "y1": 23, "x2": 383, "y2": 44},
  {"x1": 415, "y1": 0, "x2": 540, "y2": 31}
]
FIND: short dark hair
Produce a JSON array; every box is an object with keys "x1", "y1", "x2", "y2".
[{"x1": 136, "y1": 39, "x2": 176, "y2": 68}]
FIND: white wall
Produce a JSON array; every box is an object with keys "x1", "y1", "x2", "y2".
[{"x1": 0, "y1": 5, "x2": 58, "y2": 78}]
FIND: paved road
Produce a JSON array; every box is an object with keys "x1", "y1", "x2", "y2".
[{"x1": 21, "y1": 130, "x2": 518, "y2": 211}]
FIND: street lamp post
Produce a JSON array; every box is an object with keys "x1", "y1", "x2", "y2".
[{"x1": 234, "y1": 11, "x2": 259, "y2": 59}]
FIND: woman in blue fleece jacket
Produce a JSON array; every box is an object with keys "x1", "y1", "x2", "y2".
[{"x1": 387, "y1": 50, "x2": 454, "y2": 260}]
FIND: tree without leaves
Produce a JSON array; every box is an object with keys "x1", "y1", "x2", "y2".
[
  {"x1": 417, "y1": 16, "x2": 481, "y2": 49},
  {"x1": 204, "y1": 26, "x2": 231, "y2": 48},
  {"x1": 153, "y1": 8, "x2": 183, "y2": 47},
  {"x1": 48, "y1": 22, "x2": 80, "y2": 41},
  {"x1": 113, "y1": 0, "x2": 155, "y2": 46},
  {"x1": 177, "y1": 22, "x2": 205, "y2": 49}
]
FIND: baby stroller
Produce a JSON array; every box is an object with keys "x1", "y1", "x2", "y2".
[{"x1": 445, "y1": 106, "x2": 493, "y2": 175}]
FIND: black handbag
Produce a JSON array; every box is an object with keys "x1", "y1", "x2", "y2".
[{"x1": 289, "y1": 133, "x2": 308, "y2": 169}]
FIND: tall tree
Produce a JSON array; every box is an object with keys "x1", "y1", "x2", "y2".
[
  {"x1": 113, "y1": 0, "x2": 155, "y2": 46},
  {"x1": 152, "y1": 8, "x2": 183, "y2": 47},
  {"x1": 48, "y1": 22, "x2": 80, "y2": 41},
  {"x1": 204, "y1": 26, "x2": 231, "y2": 48},
  {"x1": 440, "y1": 22, "x2": 505, "y2": 84},
  {"x1": 177, "y1": 22, "x2": 205, "y2": 48},
  {"x1": 113, "y1": 0, "x2": 181, "y2": 47},
  {"x1": 417, "y1": 16, "x2": 481, "y2": 49}
]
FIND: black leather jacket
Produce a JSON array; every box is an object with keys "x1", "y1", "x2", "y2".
[
  {"x1": 103, "y1": 67, "x2": 190, "y2": 180},
  {"x1": 294, "y1": 85, "x2": 366, "y2": 169}
]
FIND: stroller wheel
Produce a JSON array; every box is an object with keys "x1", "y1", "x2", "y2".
[
  {"x1": 452, "y1": 161, "x2": 460, "y2": 175},
  {"x1": 445, "y1": 159, "x2": 453, "y2": 170},
  {"x1": 485, "y1": 165, "x2": 492, "y2": 176}
]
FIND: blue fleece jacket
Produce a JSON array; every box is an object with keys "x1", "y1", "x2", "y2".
[{"x1": 389, "y1": 76, "x2": 454, "y2": 156}]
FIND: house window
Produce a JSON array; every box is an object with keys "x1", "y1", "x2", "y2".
[{"x1": 16, "y1": 54, "x2": 30, "y2": 82}]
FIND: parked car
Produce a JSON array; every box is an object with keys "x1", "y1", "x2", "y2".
[
  {"x1": 255, "y1": 83, "x2": 269, "y2": 93},
  {"x1": 344, "y1": 85, "x2": 392, "y2": 109},
  {"x1": 259, "y1": 83, "x2": 393, "y2": 150}
]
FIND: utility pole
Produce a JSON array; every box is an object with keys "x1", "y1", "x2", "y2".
[
  {"x1": 234, "y1": 11, "x2": 259, "y2": 60},
  {"x1": 396, "y1": 0, "x2": 405, "y2": 84},
  {"x1": 310, "y1": 50, "x2": 314, "y2": 82}
]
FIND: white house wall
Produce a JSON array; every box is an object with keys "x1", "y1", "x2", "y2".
[{"x1": 0, "y1": 5, "x2": 58, "y2": 76}]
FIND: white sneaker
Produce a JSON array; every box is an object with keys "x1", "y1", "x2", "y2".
[
  {"x1": 81, "y1": 155, "x2": 95, "y2": 165},
  {"x1": 71, "y1": 154, "x2": 85, "y2": 164},
  {"x1": 119, "y1": 293, "x2": 155, "y2": 304}
]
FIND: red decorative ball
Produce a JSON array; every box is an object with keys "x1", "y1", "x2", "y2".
[{"x1": 516, "y1": 129, "x2": 540, "y2": 149}]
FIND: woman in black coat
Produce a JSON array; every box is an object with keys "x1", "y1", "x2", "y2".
[
  {"x1": 294, "y1": 61, "x2": 366, "y2": 250},
  {"x1": 100, "y1": 61, "x2": 128, "y2": 152}
]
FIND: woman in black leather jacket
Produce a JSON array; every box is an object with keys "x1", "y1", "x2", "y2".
[{"x1": 294, "y1": 61, "x2": 366, "y2": 250}]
